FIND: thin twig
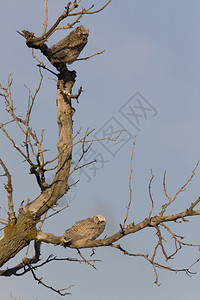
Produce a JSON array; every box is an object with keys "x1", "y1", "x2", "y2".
[
  {"x1": 123, "y1": 136, "x2": 137, "y2": 228},
  {"x1": 77, "y1": 249, "x2": 97, "y2": 269},
  {"x1": 160, "y1": 223, "x2": 200, "y2": 248},
  {"x1": 188, "y1": 196, "x2": 200, "y2": 211},
  {"x1": 76, "y1": 50, "x2": 105, "y2": 62},
  {"x1": 161, "y1": 161, "x2": 199, "y2": 215},
  {"x1": 110, "y1": 243, "x2": 199, "y2": 286},
  {"x1": 28, "y1": 264, "x2": 72, "y2": 296},
  {"x1": 44, "y1": 204, "x2": 69, "y2": 221},
  {"x1": 148, "y1": 169, "x2": 155, "y2": 218}
]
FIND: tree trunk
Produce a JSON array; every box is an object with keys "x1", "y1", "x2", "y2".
[
  {"x1": 0, "y1": 70, "x2": 75, "y2": 267},
  {"x1": 0, "y1": 210, "x2": 37, "y2": 268}
]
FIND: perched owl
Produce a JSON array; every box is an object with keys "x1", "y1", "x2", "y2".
[
  {"x1": 62, "y1": 214, "x2": 106, "y2": 248},
  {"x1": 50, "y1": 25, "x2": 89, "y2": 70}
]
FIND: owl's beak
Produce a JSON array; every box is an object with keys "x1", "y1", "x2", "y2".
[
  {"x1": 82, "y1": 29, "x2": 89, "y2": 36},
  {"x1": 100, "y1": 220, "x2": 105, "y2": 224}
]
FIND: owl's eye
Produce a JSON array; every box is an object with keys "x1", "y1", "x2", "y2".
[
  {"x1": 95, "y1": 216, "x2": 99, "y2": 221},
  {"x1": 78, "y1": 28, "x2": 82, "y2": 32}
]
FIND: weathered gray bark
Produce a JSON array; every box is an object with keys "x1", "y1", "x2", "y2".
[{"x1": 24, "y1": 72, "x2": 75, "y2": 218}]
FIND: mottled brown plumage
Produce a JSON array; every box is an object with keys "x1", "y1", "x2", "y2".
[
  {"x1": 50, "y1": 25, "x2": 89, "y2": 70},
  {"x1": 62, "y1": 214, "x2": 106, "y2": 248}
]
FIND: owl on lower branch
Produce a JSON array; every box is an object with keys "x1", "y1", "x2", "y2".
[
  {"x1": 50, "y1": 25, "x2": 89, "y2": 71},
  {"x1": 62, "y1": 214, "x2": 106, "y2": 248}
]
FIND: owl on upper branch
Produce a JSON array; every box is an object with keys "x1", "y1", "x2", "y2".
[{"x1": 50, "y1": 25, "x2": 89, "y2": 71}]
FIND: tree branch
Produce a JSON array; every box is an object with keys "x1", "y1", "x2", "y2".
[
  {"x1": 36, "y1": 205, "x2": 200, "y2": 249},
  {"x1": 0, "y1": 158, "x2": 16, "y2": 225},
  {"x1": 42, "y1": 0, "x2": 48, "y2": 36},
  {"x1": 75, "y1": 50, "x2": 105, "y2": 62},
  {"x1": 28, "y1": 263, "x2": 72, "y2": 296},
  {"x1": 161, "y1": 161, "x2": 199, "y2": 216},
  {"x1": 123, "y1": 136, "x2": 136, "y2": 229}
]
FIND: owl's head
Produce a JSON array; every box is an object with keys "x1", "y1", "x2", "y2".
[
  {"x1": 92, "y1": 214, "x2": 106, "y2": 225},
  {"x1": 75, "y1": 25, "x2": 89, "y2": 38}
]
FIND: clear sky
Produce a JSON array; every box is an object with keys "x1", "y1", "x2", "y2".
[{"x1": 0, "y1": 0, "x2": 200, "y2": 299}]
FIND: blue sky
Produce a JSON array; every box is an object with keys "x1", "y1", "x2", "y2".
[{"x1": 0, "y1": 0, "x2": 200, "y2": 299}]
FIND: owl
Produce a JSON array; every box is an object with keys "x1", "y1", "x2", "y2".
[
  {"x1": 62, "y1": 214, "x2": 106, "y2": 248},
  {"x1": 50, "y1": 25, "x2": 89, "y2": 70}
]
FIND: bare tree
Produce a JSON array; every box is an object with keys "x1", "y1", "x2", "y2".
[{"x1": 0, "y1": 0, "x2": 200, "y2": 296}]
